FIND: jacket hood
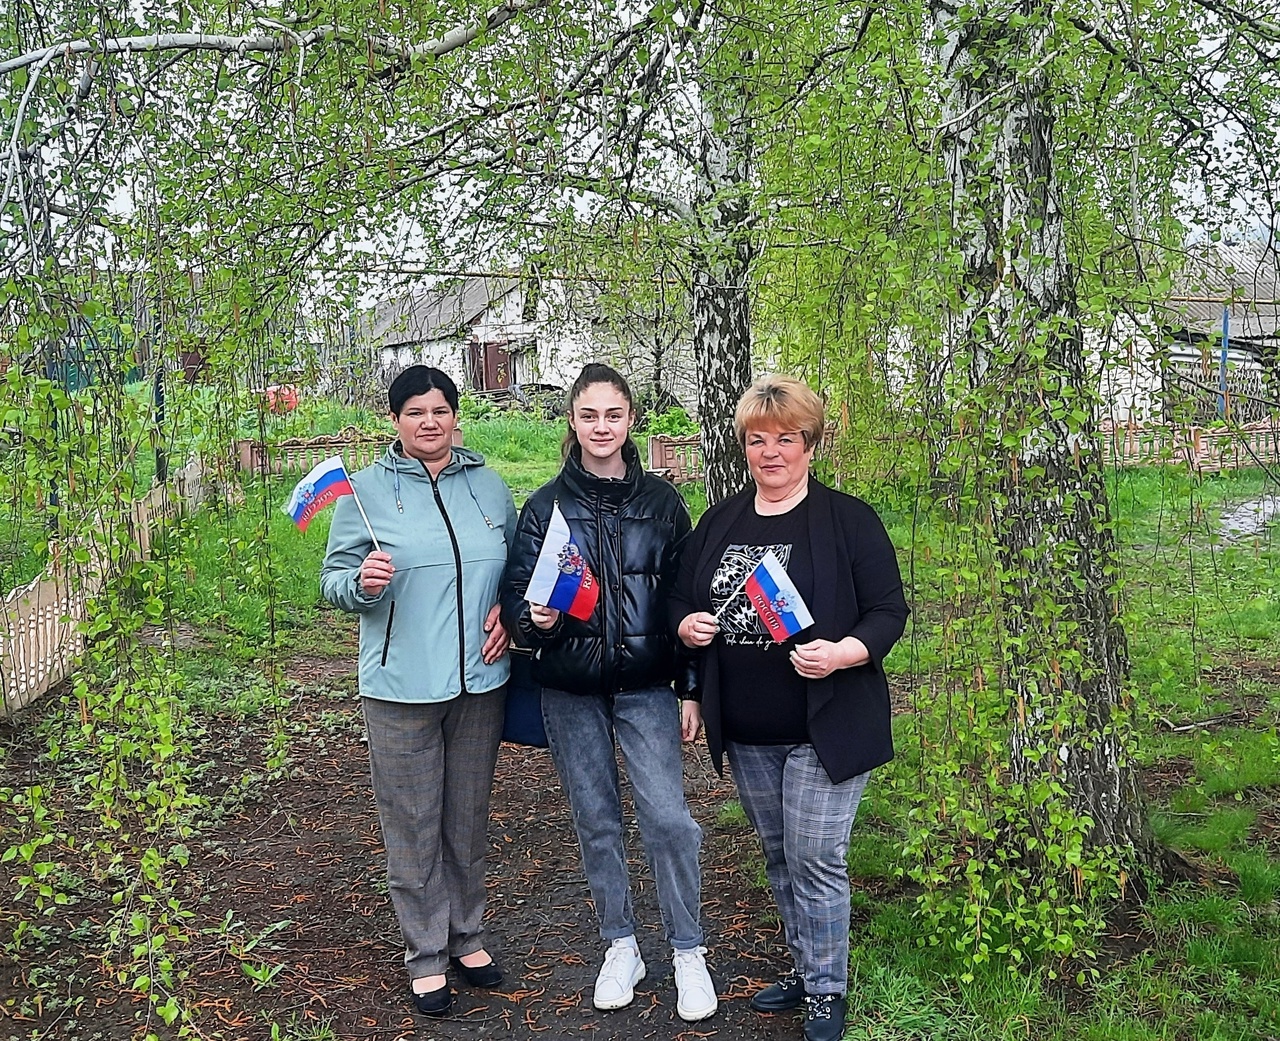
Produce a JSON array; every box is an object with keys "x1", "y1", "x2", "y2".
[{"x1": 376, "y1": 442, "x2": 488, "y2": 477}]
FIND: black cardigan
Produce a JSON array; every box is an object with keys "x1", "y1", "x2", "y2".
[{"x1": 669, "y1": 477, "x2": 909, "y2": 783}]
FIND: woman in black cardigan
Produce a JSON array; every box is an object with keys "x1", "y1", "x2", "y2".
[{"x1": 670, "y1": 374, "x2": 908, "y2": 1041}]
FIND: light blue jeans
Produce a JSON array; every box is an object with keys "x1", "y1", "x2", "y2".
[{"x1": 542, "y1": 685, "x2": 704, "y2": 950}]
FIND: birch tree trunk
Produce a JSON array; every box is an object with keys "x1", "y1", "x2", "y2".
[
  {"x1": 932, "y1": 0, "x2": 1163, "y2": 872},
  {"x1": 692, "y1": 226, "x2": 753, "y2": 504},
  {"x1": 691, "y1": 32, "x2": 756, "y2": 506}
]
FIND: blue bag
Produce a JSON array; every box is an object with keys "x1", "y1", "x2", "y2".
[{"x1": 501, "y1": 647, "x2": 547, "y2": 747}]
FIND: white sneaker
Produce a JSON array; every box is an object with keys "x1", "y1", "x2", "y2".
[
  {"x1": 673, "y1": 945, "x2": 718, "y2": 1021},
  {"x1": 593, "y1": 937, "x2": 646, "y2": 1010}
]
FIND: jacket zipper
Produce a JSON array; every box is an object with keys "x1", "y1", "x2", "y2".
[
  {"x1": 597, "y1": 491, "x2": 616, "y2": 696},
  {"x1": 428, "y1": 466, "x2": 469, "y2": 695},
  {"x1": 380, "y1": 600, "x2": 396, "y2": 667}
]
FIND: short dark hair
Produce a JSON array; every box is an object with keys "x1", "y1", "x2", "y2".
[{"x1": 388, "y1": 365, "x2": 459, "y2": 416}]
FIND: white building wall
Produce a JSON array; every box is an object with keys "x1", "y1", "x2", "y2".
[
  {"x1": 473, "y1": 285, "x2": 698, "y2": 410},
  {"x1": 1090, "y1": 313, "x2": 1272, "y2": 424},
  {"x1": 487, "y1": 291, "x2": 525, "y2": 325},
  {"x1": 526, "y1": 321, "x2": 601, "y2": 388},
  {"x1": 370, "y1": 280, "x2": 697, "y2": 410},
  {"x1": 871, "y1": 314, "x2": 1174, "y2": 424},
  {"x1": 378, "y1": 336, "x2": 469, "y2": 386},
  {"x1": 425, "y1": 337, "x2": 470, "y2": 386},
  {"x1": 1088, "y1": 315, "x2": 1163, "y2": 424}
]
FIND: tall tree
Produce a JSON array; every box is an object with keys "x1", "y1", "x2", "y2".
[
  {"x1": 930, "y1": 0, "x2": 1160, "y2": 867},
  {"x1": 913, "y1": 0, "x2": 1280, "y2": 928},
  {"x1": 686, "y1": 6, "x2": 756, "y2": 501}
]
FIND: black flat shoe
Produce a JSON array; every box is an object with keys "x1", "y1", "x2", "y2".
[
  {"x1": 411, "y1": 982, "x2": 454, "y2": 1016},
  {"x1": 803, "y1": 994, "x2": 846, "y2": 1041},
  {"x1": 450, "y1": 955, "x2": 504, "y2": 989},
  {"x1": 749, "y1": 972, "x2": 805, "y2": 1012}
]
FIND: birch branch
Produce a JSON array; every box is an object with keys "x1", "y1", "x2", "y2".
[
  {"x1": 931, "y1": 26, "x2": 1099, "y2": 142},
  {"x1": 0, "y1": 1, "x2": 543, "y2": 78},
  {"x1": 1, "y1": 48, "x2": 58, "y2": 216}
]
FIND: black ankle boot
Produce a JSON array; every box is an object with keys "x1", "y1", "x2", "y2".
[
  {"x1": 803, "y1": 993, "x2": 846, "y2": 1041},
  {"x1": 749, "y1": 972, "x2": 805, "y2": 1012}
]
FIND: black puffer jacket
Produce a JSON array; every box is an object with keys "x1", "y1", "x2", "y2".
[{"x1": 500, "y1": 440, "x2": 696, "y2": 697}]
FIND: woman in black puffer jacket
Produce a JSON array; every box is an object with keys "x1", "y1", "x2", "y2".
[{"x1": 499, "y1": 364, "x2": 716, "y2": 1023}]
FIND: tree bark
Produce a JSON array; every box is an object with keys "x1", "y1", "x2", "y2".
[
  {"x1": 691, "y1": 26, "x2": 756, "y2": 506},
  {"x1": 693, "y1": 246, "x2": 752, "y2": 503},
  {"x1": 932, "y1": 0, "x2": 1164, "y2": 874}
]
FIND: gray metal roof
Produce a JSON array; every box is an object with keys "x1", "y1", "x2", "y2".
[
  {"x1": 1164, "y1": 241, "x2": 1280, "y2": 342},
  {"x1": 362, "y1": 277, "x2": 520, "y2": 347}
]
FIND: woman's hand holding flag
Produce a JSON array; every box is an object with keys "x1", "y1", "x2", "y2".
[
  {"x1": 529, "y1": 604, "x2": 561, "y2": 630},
  {"x1": 523, "y1": 503, "x2": 599, "y2": 622},
  {"x1": 359, "y1": 551, "x2": 395, "y2": 596},
  {"x1": 677, "y1": 612, "x2": 719, "y2": 648}
]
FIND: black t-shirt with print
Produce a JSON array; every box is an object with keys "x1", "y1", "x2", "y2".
[{"x1": 710, "y1": 498, "x2": 813, "y2": 744}]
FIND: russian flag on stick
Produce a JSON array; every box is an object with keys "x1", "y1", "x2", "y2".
[
  {"x1": 524, "y1": 502, "x2": 600, "y2": 621},
  {"x1": 744, "y1": 550, "x2": 814, "y2": 642},
  {"x1": 282, "y1": 456, "x2": 354, "y2": 532}
]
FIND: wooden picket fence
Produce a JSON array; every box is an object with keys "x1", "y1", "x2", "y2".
[
  {"x1": 1098, "y1": 420, "x2": 1280, "y2": 473},
  {"x1": 647, "y1": 435, "x2": 705, "y2": 483},
  {"x1": 649, "y1": 421, "x2": 1280, "y2": 484},
  {"x1": 0, "y1": 456, "x2": 207, "y2": 719},
  {"x1": 647, "y1": 424, "x2": 839, "y2": 483},
  {"x1": 234, "y1": 427, "x2": 390, "y2": 475},
  {"x1": 232, "y1": 427, "x2": 482, "y2": 477}
]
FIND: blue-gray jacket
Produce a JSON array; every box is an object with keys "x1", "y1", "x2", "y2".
[{"x1": 320, "y1": 443, "x2": 518, "y2": 703}]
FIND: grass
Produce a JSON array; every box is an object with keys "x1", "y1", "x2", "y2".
[
  {"x1": 237, "y1": 399, "x2": 383, "y2": 440},
  {"x1": 1152, "y1": 805, "x2": 1258, "y2": 853},
  {"x1": 0, "y1": 505, "x2": 45, "y2": 593},
  {"x1": 1097, "y1": 467, "x2": 1280, "y2": 1029},
  {"x1": 848, "y1": 465, "x2": 1280, "y2": 1040},
  {"x1": 462, "y1": 413, "x2": 565, "y2": 502},
  {"x1": 266, "y1": 1013, "x2": 339, "y2": 1041},
  {"x1": 175, "y1": 652, "x2": 287, "y2": 717},
  {"x1": 1196, "y1": 730, "x2": 1280, "y2": 796},
  {"x1": 165, "y1": 482, "x2": 331, "y2": 648}
]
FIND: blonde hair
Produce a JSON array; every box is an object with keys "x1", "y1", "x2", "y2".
[{"x1": 734, "y1": 374, "x2": 825, "y2": 449}]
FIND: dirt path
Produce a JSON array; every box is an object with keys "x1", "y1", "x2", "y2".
[{"x1": 1, "y1": 646, "x2": 816, "y2": 1041}]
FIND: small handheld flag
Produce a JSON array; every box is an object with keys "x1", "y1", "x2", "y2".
[
  {"x1": 283, "y1": 456, "x2": 354, "y2": 533},
  {"x1": 743, "y1": 550, "x2": 814, "y2": 642},
  {"x1": 524, "y1": 502, "x2": 600, "y2": 621}
]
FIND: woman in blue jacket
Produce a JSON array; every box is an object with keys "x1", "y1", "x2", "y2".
[{"x1": 321, "y1": 366, "x2": 517, "y2": 1017}]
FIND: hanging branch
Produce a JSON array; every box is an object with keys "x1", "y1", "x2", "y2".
[{"x1": 0, "y1": 2, "x2": 546, "y2": 78}]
